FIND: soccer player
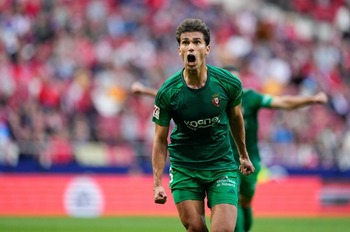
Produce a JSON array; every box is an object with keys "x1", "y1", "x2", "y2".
[
  {"x1": 149, "y1": 18, "x2": 254, "y2": 232},
  {"x1": 131, "y1": 66, "x2": 328, "y2": 232},
  {"x1": 222, "y1": 65, "x2": 328, "y2": 232}
]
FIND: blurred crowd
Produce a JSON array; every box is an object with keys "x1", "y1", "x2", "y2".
[{"x1": 0, "y1": 0, "x2": 349, "y2": 172}]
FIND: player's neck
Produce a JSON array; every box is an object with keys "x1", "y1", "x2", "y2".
[{"x1": 183, "y1": 65, "x2": 207, "y2": 89}]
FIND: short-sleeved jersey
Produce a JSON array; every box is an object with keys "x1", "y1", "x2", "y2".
[
  {"x1": 231, "y1": 89, "x2": 272, "y2": 164},
  {"x1": 152, "y1": 65, "x2": 243, "y2": 170}
]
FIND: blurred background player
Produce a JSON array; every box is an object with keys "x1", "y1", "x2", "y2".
[
  {"x1": 223, "y1": 65, "x2": 328, "y2": 232},
  {"x1": 130, "y1": 65, "x2": 328, "y2": 232}
]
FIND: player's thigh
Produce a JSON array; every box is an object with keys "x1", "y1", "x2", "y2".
[
  {"x1": 206, "y1": 170, "x2": 239, "y2": 208},
  {"x1": 176, "y1": 200, "x2": 208, "y2": 230},
  {"x1": 239, "y1": 163, "x2": 261, "y2": 201},
  {"x1": 210, "y1": 203, "x2": 237, "y2": 232},
  {"x1": 170, "y1": 167, "x2": 208, "y2": 230},
  {"x1": 170, "y1": 166, "x2": 205, "y2": 204}
]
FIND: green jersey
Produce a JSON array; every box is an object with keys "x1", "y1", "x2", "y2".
[
  {"x1": 152, "y1": 65, "x2": 243, "y2": 170},
  {"x1": 232, "y1": 89, "x2": 272, "y2": 164}
]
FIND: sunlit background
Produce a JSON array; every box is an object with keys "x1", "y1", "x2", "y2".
[{"x1": 0, "y1": 0, "x2": 349, "y2": 219}]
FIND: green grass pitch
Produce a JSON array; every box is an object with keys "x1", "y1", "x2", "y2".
[{"x1": 1, "y1": 216, "x2": 349, "y2": 232}]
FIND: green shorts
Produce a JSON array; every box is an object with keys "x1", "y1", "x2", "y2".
[
  {"x1": 169, "y1": 166, "x2": 239, "y2": 208},
  {"x1": 238, "y1": 161, "x2": 261, "y2": 198}
]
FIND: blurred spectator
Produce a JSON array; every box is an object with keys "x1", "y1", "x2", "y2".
[
  {"x1": 0, "y1": 119, "x2": 19, "y2": 166},
  {"x1": 0, "y1": 0, "x2": 348, "y2": 173}
]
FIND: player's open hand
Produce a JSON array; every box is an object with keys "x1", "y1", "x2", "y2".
[
  {"x1": 154, "y1": 186, "x2": 167, "y2": 204},
  {"x1": 239, "y1": 157, "x2": 255, "y2": 176},
  {"x1": 314, "y1": 92, "x2": 328, "y2": 104}
]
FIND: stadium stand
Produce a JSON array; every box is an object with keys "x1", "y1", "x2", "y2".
[{"x1": 0, "y1": 0, "x2": 349, "y2": 179}]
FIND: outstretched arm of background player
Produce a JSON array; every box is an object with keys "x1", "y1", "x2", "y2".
[
  {"x1": 152, "y1": 124, "x2": 169, "y2": 204},
  {"x1": 228, "y1": 104, "x2": 255, "y2": 175},
  {"x1": 131, "y1": 81, "x2": 158, "y2": 97},
  {"x1": 270, "y1": 92, "x2": 328, "y2": 110}
]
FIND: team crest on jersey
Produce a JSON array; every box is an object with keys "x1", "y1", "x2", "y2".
[
  {"x1": 211, "y1": 94, "x2": 220, "y2": 107},
  {"x1": 153, "y1": 105, "x2": 160, "y2": 119}
]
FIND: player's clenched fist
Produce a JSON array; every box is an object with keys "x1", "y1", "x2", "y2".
[
  {"x1": 154, "y1": 186, "x2": 167, "y2": 204},
  {"x1": 239, "y1": 157, "x2": 255, "y2": 176},
  {"x1": 313, "y1": 92, "x2": 328, "y2": 104}
]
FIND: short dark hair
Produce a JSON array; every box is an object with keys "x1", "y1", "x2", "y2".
[{"x1": 175, "y1": 18, "x2": 211, "y2": 46}]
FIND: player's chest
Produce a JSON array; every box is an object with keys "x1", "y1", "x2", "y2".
[{"x1": 171, "y1": 87, "x2": 229, "y2": 120}]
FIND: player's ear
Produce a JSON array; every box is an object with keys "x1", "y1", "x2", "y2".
[
  {"x1": 205, "y1": 45, "x2": 210, "y2": 55},
  {"x1": 178, "y1": 47, "x2": 181, "y2": 56}
]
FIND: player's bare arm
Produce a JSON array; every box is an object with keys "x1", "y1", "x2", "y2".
[
  {"x1": 130, "y1": 81, "x2": 158, "y2": 97},
  {"x1": 228, "y1": 105, "x2": 255, "y2": 175},
  {"x1": 270, "y1": 91, "x2": 328, "y2": 109},
  {"x1": 152, "y1": 124, "x2": 169, "y2": 204}
]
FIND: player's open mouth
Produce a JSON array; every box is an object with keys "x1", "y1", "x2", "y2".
[{"x1": 187, "y1": 54, "x2": 196, "y2": 63}]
